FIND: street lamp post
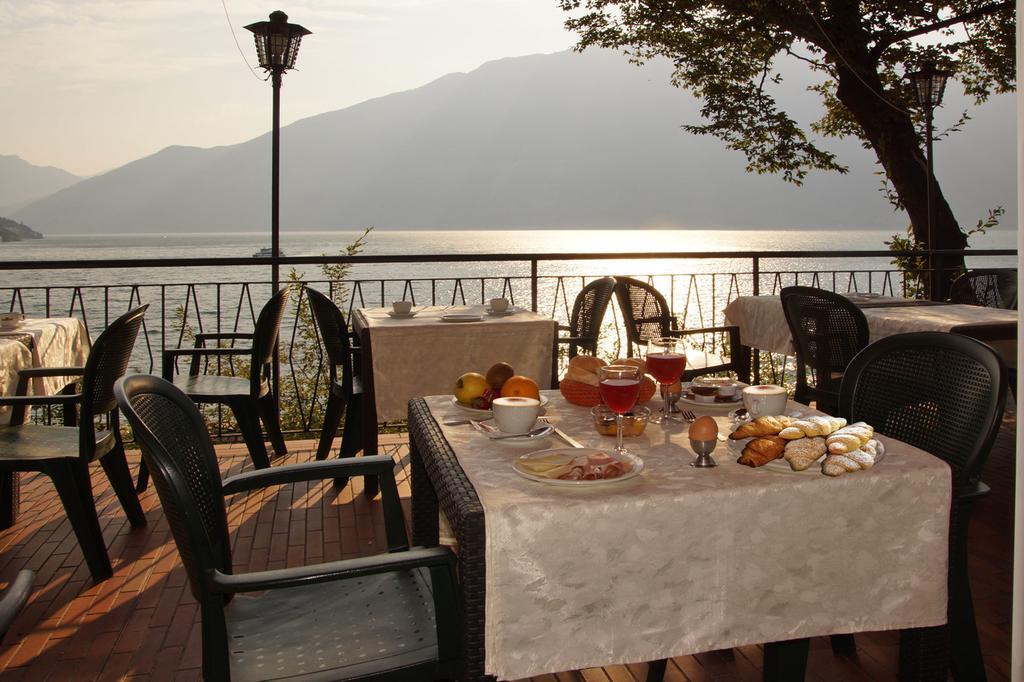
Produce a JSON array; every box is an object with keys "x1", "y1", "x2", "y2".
[
  {"x1": 907, "y1": 61, "x2": 951, "y2": 300},
  {"x1": 245, "y1": 10, "x2": 311, "y2": 294}
]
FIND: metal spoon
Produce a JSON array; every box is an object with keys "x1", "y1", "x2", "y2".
[{"x1": 488, "y1": 425, "x2": 554, "y2": 440}]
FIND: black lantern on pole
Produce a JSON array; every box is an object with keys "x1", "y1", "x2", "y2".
[
  {"x1": 906, "y1": 61, "x2": 951, "y2": 299},
  {"x1": 245, "y1": 10, "x2": 311, "y2": 294}
]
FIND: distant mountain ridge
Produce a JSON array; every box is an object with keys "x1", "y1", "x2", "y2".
[
  {"x1": 0, "y1": 217, "x2": 42, "y2": 242},
  {"x1": 0, "y1": 155, "x2": 81, "y2": 214},
  {"x1": 12, "y1": 50, "x2": 1016, "y2": 233}
]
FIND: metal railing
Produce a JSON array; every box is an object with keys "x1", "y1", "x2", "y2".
[{"x1": 1, "y1": 248, "x2": 1014, "y2": 438}]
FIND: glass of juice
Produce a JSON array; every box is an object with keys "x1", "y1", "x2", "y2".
[
  {"x1": 598, "y1": 364, "x2": 642, "y2": 456},
  {"x1": 645, "y1": 336, "x2": 687, "y2": 423}
]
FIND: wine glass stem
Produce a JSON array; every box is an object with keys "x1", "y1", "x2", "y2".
[
  {"x1": 660, "y1": 384, "x2": 669, "y2": 420},
  {"x1": 615, "y1": 414, "x2": 625, "y2": 453}
]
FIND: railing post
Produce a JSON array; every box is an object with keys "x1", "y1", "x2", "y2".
[
  {"x1": 752, "y1": 256, "x2": 760, "y2": 382},
  {"x1": 531, "y1": 259, "x2": 539, "y2": 312}
]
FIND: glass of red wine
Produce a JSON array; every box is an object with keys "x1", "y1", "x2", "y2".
[
  {"x1": 645, "y1": 336, "x2": 687, "y2": 423},
  {"x1": 598, "y1": 364, "x2": 642, "y2": 456}
]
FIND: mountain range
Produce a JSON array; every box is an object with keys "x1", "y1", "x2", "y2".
[
  {"x1": 0, "y1": 155, "x2": 81, "y2": 215},
  {"x1": 9, "y1": 49, "x2": 1016, "y2": 233}
]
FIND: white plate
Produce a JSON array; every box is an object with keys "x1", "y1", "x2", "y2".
[
  {"x1": 450, "y1": 394, "x2": 550, "y2": 416},
  {"x1": 442, "y1": 313, "x2": 483, "y2": 323},
  {"x1": 470, "y1": 418, "x2": 554, "y2": 443},
  {"x1": 512, "y1": 448, "x2": 644, "y2": 486},
  {"x1": 729, "y1": 436, "x2": 885, "y2": 474},
  {"x1": 386, "y1": 310, "x2": 417, "y2": 319}
]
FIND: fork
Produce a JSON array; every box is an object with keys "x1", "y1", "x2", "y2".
[{"x1": 680, "y1": 410, "x2": 697, "y2": 422}]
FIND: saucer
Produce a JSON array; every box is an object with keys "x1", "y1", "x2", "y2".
[
  {"x1": 471, "y1": 418, "x2": 554, "y2": 443},
  {"x1": 387, "y1": 310, "x2": 417, "y2": 319},
  {"x1": 484, "y1": 307, "x2": 520, "y2": 317}
]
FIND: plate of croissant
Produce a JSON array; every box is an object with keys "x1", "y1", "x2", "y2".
[{"x1": 728, "y1": 415, "x2": 885, "y2": 476}]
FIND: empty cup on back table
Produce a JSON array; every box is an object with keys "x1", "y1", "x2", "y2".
[
  {"x1": 489, "y1": 298, "x2": 510, "y2": 313},
  {"x1": 392, "y1": 301, "x2": 412, "y2": 314},
  {"x1": 742, "y1": 385, "x2": 788, "y2": 418}
]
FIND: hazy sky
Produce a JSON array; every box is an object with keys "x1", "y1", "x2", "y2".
[{"x1": 1, "y1": 1, "x2": 574, "y2": 176}]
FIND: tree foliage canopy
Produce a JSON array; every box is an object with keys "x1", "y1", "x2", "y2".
[{"x1": 560, "y1": 0, "x2": 1015, "y2": 185}]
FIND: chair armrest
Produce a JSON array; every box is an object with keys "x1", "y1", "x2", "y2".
[
  {"x1": 556, "y1": 336, "x2": 588, "y2": 344},
  {"x1": 206, "y1": 546, "x2": 456, "y2": 594},
  {"x1": 221, "y1": 456, "x2": 395, "y2": 495},
  {"x1": 0, "y1": 570, "x2": 34, "y2": 638},
  {"x1": 0, "y1": 393, "x2": 81, "y2": 426},
  {"x1": 557, "y1": 324, "x2": 572, "y2": 332},
  {"x1": 671, "y1": 325, "x2": 739, "y2": 336},
  {"x1": 194, "y1": 332, "x2": 254, "y2": 342},
  {"x1": 16, "y1": 366, "x2": 84, "y2": 379},
  {"x1": 163, "y1": 347, "x2": 252, "y2": 358}
]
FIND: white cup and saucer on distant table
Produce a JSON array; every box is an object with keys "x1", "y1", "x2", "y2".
[
  {"x1": 0, "y1": 313, "x2": 25, "y2": 330},
  {"x1": 741, "y1": 384, "x2": 788, "y2": 418},
  {"x1": 485, "y1": 298, "x2": 514, "y2": 316},
  {"x1": 491, "y1": 396, "x2": 541, "y2": 434},
  {"x1": 387, "y1": 301, "x2": 416, "y2": 319}
]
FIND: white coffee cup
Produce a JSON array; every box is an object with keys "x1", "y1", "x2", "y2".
[
  {"x1": 717, "y1": 383, "x2": 738, "y2": 398},
  {"x1": 391, "y1": 301, "x2": 412, "y2": 314},
  {"x1": 0, "y1": 313, "x2": 24, "y2": 329},
  {"x1": 742, "y1": 385, "x2": 788, "y2": 418},
  {"x1": 491, "y1": 396, "x2": 540, "y2": 434},
  {"x1": 489, "y1": 298, "x2": 510, "y2": 313}
]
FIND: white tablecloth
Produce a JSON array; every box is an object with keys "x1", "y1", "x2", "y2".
[
  {"x1": 355, "y1": 306, "x2": 556, "y2": 422},
  {"x1": 724, "y1": 295, "x2": 1017, "y2": 359},
  {"x1": 424, "y1": 391, "x2": 950, "y2": 680},
  {"x1": 0, "y1": 318, "x2": 91, "y2": 424}
]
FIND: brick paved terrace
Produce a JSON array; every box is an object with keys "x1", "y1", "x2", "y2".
[{"x1": 0, "y1": 421, "x2": 1015, "y2": 681}]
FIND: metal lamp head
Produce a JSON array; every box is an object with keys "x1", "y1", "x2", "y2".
[
  {"x1": 245, "y1": 10, "x2": 311, "y2": 73},
  {"x1": 907, "y1": 61, "x2": 952, "y2": 109}
]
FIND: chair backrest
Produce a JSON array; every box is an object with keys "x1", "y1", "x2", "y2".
[
  {"x1": 568, "y1": 277, "x2": 616, "y2": 356},
  {"x1": 305, "y1": 286, "x2": 354, "y2": 393},
  {"x1": 115, "y1": 374, "x2": 232, "y2": 601},
  {"x1": 249, "y1": 288, "x2": 290, "y2": 395},
  {"x1": 839, "y1": 332, "x2": 1007, "y2": 486},
  {"x1": 613, "y1": 277, "x2": 673, "y2": 356},
  {"x1": 949, "y1": 269, "x2": 1017, "y2": 309},
  {"x1": 780, "y1": 286, "x2": 869, "y2": 381},
  {"x1": 79, "y1": 305, "x2": 148, "y2": 453}
]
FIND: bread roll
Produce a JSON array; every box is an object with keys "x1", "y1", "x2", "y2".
[
  {"x1": 729, "y1": 415, "x2": 794, "y2": 439},
  {"x1": 826, "y1": 422, "x2": 875, "y2": 454},
  {"x1": 737, "y1": 436, "x2": 786, "y2": 467},
  {"x1": 778, "y1": 415, "x2": 847, "y2": 439},
  {"x1": 783, "y1": 437, "x2": 827, "y2": 471}
]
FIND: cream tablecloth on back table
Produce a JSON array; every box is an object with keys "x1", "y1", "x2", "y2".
[
  {"x1": 0, "y1": 318, "x2": 90, "y2": 424},
  {"x1": 355, "y1": 306, "x2": 556, "y2": 422},
  {"x1": 724, "y1": 295, "x2": 1017, "y2": 359},
  {"x1": 423, "y1": 391, "x2": 950, "y2": 680}
]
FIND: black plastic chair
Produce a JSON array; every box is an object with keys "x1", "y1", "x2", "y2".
[
  {"x1": 0, "y1": 307, "x2": 149, "y2": 582},
  {"x1": 138, "y1": 289, "x2": 290, "y2": 491},
  {"x1": 613, "y1": 276, "x2": 743, "y2": 381},
  {"x1": 558, "y1": 277, "x2": 616, "y2": 358},
  {"x1": 949, "y1": 268, "x2": 1017, "y2": 309},
  {"x1": 115, "y1": 374, "x2": 462, "y2": 682},
  {"x1": 780, "y1": 286, "x2": 869, "y2": 415},
  {"x1": 305, "y1": 287, "x2": 363, "y2": 475},
  {"x1": 0, "y1": 570, "x2": 33, "y2": 640}
]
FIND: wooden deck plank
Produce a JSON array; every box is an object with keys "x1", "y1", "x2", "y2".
[{"x1": 0, "y1": 421, "x2": 1014, "y2": 680}]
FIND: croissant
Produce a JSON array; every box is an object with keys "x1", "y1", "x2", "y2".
[
  {"x1": 826, "y1": 422, "x2": 875, "y2": 454},
  {"x1": 821, "y1": 439, "x2": 880, "y2": 476},
  {"x1": 737, "y1": 435, "x2": 786, "y2": 467},
  {"x1": 729, "y1": 415, "x2": 794, "y2": 440},
  {"x1": 778, "y1": 415, "x2": 847, "y2": 439},
  {"x1": 783, "y1": 436, "x2": 827, "y2": 471}
]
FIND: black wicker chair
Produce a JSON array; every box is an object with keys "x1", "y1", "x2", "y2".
[
  {"x1": 0, "y1": 570, "x2": 33, "y2": 640},
  {"x1": 115, "y1": 374, "x2": 462, "y2": 682},
  {"x1": 0, "y1": 307, "x2": 149, "y2": 582},
  {"x1": 305, "y1": 287, "x2": 364, "y2": 485},
  {"x1": 137, "y1": 289, "x2": 290, "y2": 491},
  {"x1": 613, "y1": 277, "x2": 743, "y2": 382},
  {"x1": 551, "y1": 277, "x2": 616, "y2": 387},
  {"x1": 780, "y1": 286, "x2": 869, "y2": 415},
  {"x1": 949, "y1": 268, "x2": 1017, "y2": 309}
]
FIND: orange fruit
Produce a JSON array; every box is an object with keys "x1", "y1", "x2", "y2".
[{"x1": 500, "y1": 375, "x2": 541, "y2": 400}]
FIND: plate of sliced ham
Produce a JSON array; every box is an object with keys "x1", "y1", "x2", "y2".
[{"x1": 513, "y1": 448, "x2": 643, "y2": 486}]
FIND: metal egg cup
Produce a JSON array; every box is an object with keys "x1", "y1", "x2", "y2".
[{"x1": 688, "y1": 437, "x2": 719, "y2": 468}]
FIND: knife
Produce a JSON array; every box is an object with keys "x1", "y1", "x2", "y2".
[{"x1": 548, "y1": 423, "x2": 585, "y2": 448}]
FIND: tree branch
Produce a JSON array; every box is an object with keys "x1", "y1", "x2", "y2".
[{"x1": 871, "y1": 1, "x2": 1014, "y2": 59}]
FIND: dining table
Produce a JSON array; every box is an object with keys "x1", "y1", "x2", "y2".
[
  {"x1": 353, "y1": 304, "x2": 556, "y2": 494},
  {"x1": 723, "y1": 293, "x2": 1018, "y2": 368},
  {"x1": 408, "y1": 390, "x2": 952, "y2": 681},
  {"x1": 0, "y1": 317, "x2": 91, "y2": 526}
]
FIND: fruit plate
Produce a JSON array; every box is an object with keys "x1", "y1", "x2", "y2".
[
  {"x1": 512, "y1": 448, "x2": 644, "y2": 486},
  {"x1": 450, "y1": 394, "x2": 550, "y2": 416},
  {"x1": 441, "y1": 313, "x2": 483, "y2": 323},
  {"x1": 728, "y1": 436, "x2": 885, "y2": 474}
]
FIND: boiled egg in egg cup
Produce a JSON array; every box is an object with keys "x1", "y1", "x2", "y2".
[{"x1": 687, "y1": 415, "x2": 719, "y2": 468}]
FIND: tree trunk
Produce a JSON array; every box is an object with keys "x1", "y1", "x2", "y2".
[{"x1": 832, "y1": 55, "x2": 966, "y2": 300}]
